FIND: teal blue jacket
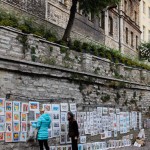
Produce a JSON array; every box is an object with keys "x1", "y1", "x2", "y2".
[{"x1": 32, "y1": 113, "x2": 51, "y2": 140}]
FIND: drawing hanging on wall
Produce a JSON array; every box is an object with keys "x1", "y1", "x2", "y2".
[
  {"x1": 13, "y1": 112, "x2": 20, "y2": 122},
  {"x1": 21, "y1": 122, "x2": 27, "y2": 132},
  {"x1": 0, "y1": 107, "x2": 4, "y2": 115},
  {"x1": 29, "y1": 102, "x2": 39, "y2": 111},
  {"x1": 13, "y1": 101, "x2": 20, "y2": 112},
  {"x1": 0, "y1": 123, "x2": 5, "y2": 132},
  {"x1": 5, "y1": 101, "x2": 12, "y2": 112},
  {"x1": 0, "y1": 132, "x2": 4, "y2": 141},
  {"x1": 0, "y1": 116, "x2": 5, "y2": 123},
  {"x1": 43, "y1": 104, "x2": 51, "y2": 112},
  {"x1": 5, "y1": 112, "x2": 12, "y2": 122},
  {"x1": 61, "y1": 103, "x2": 68, "y2": 112},
  {"x1": 13, "y1": 132, "x2": 19, "y2": 142},
  {"x1": 5, "y1": 122, "x2": 12, "y2": 132},
  {"x1": 5, "y1": 132, "x2": 12, "y2": 142},
  {"x1": 20, "y1": 132, "x2": 27, "y2": 142},
  {"x1": 34, "y1": 111, "x2": 40, "y2": 120},
  {"x1": 52, "y1": 104, "x2": 60, "y2": 112},
  {"x1": 21, "y1": 113, "x2": 27, "y2": 122},
  {"x1": 0, "y1": 98, "x2": 5, "y2": 107},
  {"x1": 70, "y1": 103, "x2": 76, "y2": 112},
  {"x1": 13, "y1": 122, "x2": 20, "y2": 132},
  {"x1": 21, "y1": 103, "x2": 29, "y2": 112}
]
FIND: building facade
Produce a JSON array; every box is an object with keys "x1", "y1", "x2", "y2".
[
  {"x1": 139, "y1": 0, "x2": 150, "y2": 42},
  {"x1": 1, "y1": 0, "x2": 141, "y2": 58}
]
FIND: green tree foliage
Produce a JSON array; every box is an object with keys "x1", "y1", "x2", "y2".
[
  {"x1": 62, "y1": 0, "x2": 120, "y2": 41},
  {"x1": 139, "y1": 43, "x2": 150, "y2": 62}
]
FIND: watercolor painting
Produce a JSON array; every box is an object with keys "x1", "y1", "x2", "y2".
[
  {"x1": 0, "y1": 132, "x2": 4, "y2": 141},
  {"x1": 13, "y1": 132, "x2": 19, "y2": 142},
  {"x1": 21, "y1": 113, "x2": 27, "y2": 122},
  {"x1": 13, "y1": 122, "x2": 20, "y2": 132},
  {"x1": 21, "y1": 103, "x2": 29, "y2": 112},
  {"x1": 0, "y1": 116, "x2": 5, "y2": 123},
  {"x1": 61, "y1": 103, "x2": 68, "y2": 112},
  {"x1": 43, "y1": 104, "x2": 51, "y2": 112},
  {"x1": 5, "y1": 101, "x2": 12, "y2": 111},
  {"x1": 52, "y1": 104, "x2": 60, "y2": 112},
  {"x1": 0, "y1": 107, "x2": 4, "y2": 115},
  {"x1": 5, "y1": 112, "x2": 12, "y2": 122},
  {"x1": 5, "y1": 132, "x2": 12, "y2": 142},
  {"x1": 5, "y1": 122, "x2": 12, "y2": 132},
  {"x1": 20, "y1": 132, "x2": 27, "y2": 142},
  {"x1": 13, "y1": 112, "x2": 20, "y2": 121},
  {"x1": 0, "y1": 98, "x2": 5, "y2": 107},
  {"x1": 0, "y1": 123, "x2": 5, "y2": 132},
  {"x1": 29, "y1": 101, "x2": 39, "y2": 111},
  {"x1": 13, "y1": 101, "x2": 20, "y2": 112},
  {"x1": 21, "y1": 122, "x2": 27, "y2": 132},
  {"x1": 34, "y1": 111, "x2": 40, "y2": 120},
  {"x1": 70, "y1": 103, "x2": 77, "y2": 112}
]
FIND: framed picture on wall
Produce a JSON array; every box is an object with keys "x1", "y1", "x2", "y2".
[
  {"x1": 0, "y1": 98, "x2": 5, "y2": 107},
  {"x1": 29, "y1": 101, "x2": 39, "y2": 111},
  {"x1": 21, "y1": 122, "x2": 27, "y2": 132},
  {"x1": 52, "y1": 104, "x2": 60, "y2": 112},
  {"x1": 43, "y1": 104, "x2": 51, "y2": 112},
  {"x1": 5, "y1": 132, "x2": 12, "y2": 142},
  {"x1": 0, "y1": 123, "x2": 5, "y2": 132},
  {"x1": 5, "y1": 101, "x2": 12, "y2": 112},
  {"x1": 70, "y1": 103, "x2": 76, "y2": 112},
  {"x1": 13, "y1": 122, "x2": 20, "y2": 132},
  {"x1": 5, "y1": 122, "x2": 12, "y2": 132},
  {"x1": 61, "y1": 103, "x2": 68, "y2": 112},
  {"x1": 0, "y1": 132, "x2": 4, "y2": 141},
  {"x1": 0, "y1": 116, "x2": 5, "y2": 123},
  {"x1": 21, "y1": 113, "x2": 27, "y2": 122},
  {"x1": 5, "y1": 112, "x2": 12, "y2": 122},
  {"x1": 13, "y1": 112, "x2": 20, "y2": 122},
  {"x1": 13, "y1": 132, "x2": 19, "y2": 142},
  {"x1": 60, "y1": 133, "x2": 66, "y2": 144},
  {"x1": 0, "y1": 107, "x2": 4, "y2": 115},
  {"x1": 21, "y1": 103, "x2": 29, "y2": 113},
  {"x1": 13, "y1": 101, "x2": 20, "y2": 112},
  {"x1": 20, "y1": 132, "x2": 27, "y2": 142}
]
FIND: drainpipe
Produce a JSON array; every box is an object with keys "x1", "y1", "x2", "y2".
[{"x1": 118, "y1": 2, "x2": 121, "y2": 52}]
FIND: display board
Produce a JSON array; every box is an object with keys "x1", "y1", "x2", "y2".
[{"x1": 0, "y1": 98, "x2": 142, "y2": 149}]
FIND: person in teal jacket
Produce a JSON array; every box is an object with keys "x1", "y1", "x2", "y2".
[{"x1": 31, "y1": 109, "x2": 51, "y2": 150}]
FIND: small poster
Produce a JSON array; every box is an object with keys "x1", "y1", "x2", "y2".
[
  {"x1": 13, "y1": 101, "x2": 20, "y2": 112},
  {"x1": 21, "y1": 122, "x2": 27, "y2": 132},
  {"x1": 0, "y1": 123, "x2": 5, "y2": 132},
  {"x1": 13, "y1": 122, "x2": 20, "y2": 132},
  {"x1": 61, "y1": 112, "x2": 67, "y2": 122},
  {"x1": 53, "y1": 129, "x2": 60, "y2": 137},
  {"x1": 5, "y1": 122, "x2": 12, "y2": 132},
  {"x1": 78, "y1": 144, "x2": 83, "y2": 150},
  {"x1": 0, "y1": 98, "x2": 5, "y2": 107},
  {"x1": 34, "y1": 111, "x2": 40, "y2": 120},
  {"x1": 5, "y1": 132, "x2": 12, "y2": 142},
  {"x1": 20, "y1": 132, "x2": 27, "y2": 142},
  {"x1": 29, "y1": 101, "x2": 39, "y2": 111},
  {"x1": 0, "y1": 132, "x2": 4, "y2": 141},
  {"x1": 6, "y1": 112, "x2": 12, "y2": 122},
  {"x1": 70, "y1": 103, "x2": 77, "y2": 112},
  {"x1": 5, "y1": 101, "x2": 12, "y2": 111},
  {"x1": 21, "y1": 113, "x2": 27, "y2": 122},
  {"x1": 43, "y1": 104, "x2": 51, "y2": 112},
  {"x1": 48, "y1": 129, "x2": 52, "y2": 139},
  {"x1": 50, "y1": 146, "x2": 56, "y2": 150},
  {"x1": 80, "y1": 136, "x2": 86, "y2": 144},
  {"x1": 21, "y1": 103, "x2": 29, "y2": 112},
  {"x1": 53, "y1": 122, "x2": 60, "y2": 129},
  {"x1": 0, "y1": 107, "x2": 4, "y2": 115},
  {"x1": 13, "y1": 132, "x2": 19, "y2": 142},
  {"x1": 60, "y1": 133, "x2": 66, "y2": 144},
  {"x1": 66, "y1": 134, "x2": 71, "y2": 143},
  {"x1": 52, "y1": 104, "x2": 60, "y2": 112},
  {"x1": 0, "y1": 116, "x2": 5, "y2": 123},
  {"x1": 102, "y1": 107, "x2": 108, "y2": 115},
  {"x1": 61, "y1": 103, "x2": 68, "y2": 112},
  {"x1": 61, "y1": 123, "x2": 66, "y2": 132},
  {"x1": 52, "y1": 112, "x2": 60, "y2": 121},
  {"x1": 13, "y1": 112, "x2": 20, "y2": 121}
]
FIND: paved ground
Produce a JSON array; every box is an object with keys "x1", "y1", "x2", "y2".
[{"x1": 114, "y1": 142, "x2": 150, "y2": 150}]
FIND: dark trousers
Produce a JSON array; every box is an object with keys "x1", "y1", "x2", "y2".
[
  {"x1": 71, "y1": 138, "x2": 78, "y2": 150},
  {"x1": 38, "y1": 140, "x2": 49, "y2": 150}
]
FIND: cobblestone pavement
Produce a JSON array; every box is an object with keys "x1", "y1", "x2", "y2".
[{"x1": 114, "y1": 142, "x2": 150, "y2": 150}]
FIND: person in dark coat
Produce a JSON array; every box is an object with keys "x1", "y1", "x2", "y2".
[{"x1": 68, "y1": 112, "x2": 79, "y2": 150}]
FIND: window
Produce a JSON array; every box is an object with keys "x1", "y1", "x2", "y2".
[
  {"x1": 108, "y1": 16, "x2": 113, "y2": 36},
  {"x1": 149, "y1": 30, "x2": 150, "y2": 42},
  {"x1": 134, "y1": 11, "x2": 137, "y2": 23},
  {"x1": 143, "y1": 1, "x2": 145, "y2": 14},
  {"x1": 136, "y1": 36, "x2": 138, "y2": 49},
  {"x1": 131, "y1": 32, "x2": 133, "y2": 47},
  {"x1": 143, "y1": 26, "x2": 145, "y2": 40},
  {"x1": 126, "y1": 28, "x2": 128, "y2": 43},
  {"x1": 124, "y1": 1, "x2": 127, "y2": 13},
  {"x1": 149, "y1": 7, "x2": 150, "y2": 18},
  {"x1": 100, "y1": 11, "x2": 105, "y2": 29},
  {"x1": 88, "y1": 13, "x2": 94, "y2": 22}
]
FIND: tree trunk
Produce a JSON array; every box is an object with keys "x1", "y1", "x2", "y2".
[{"x1": 62, "y1": 0, "x2": 78, "y2": 42}]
